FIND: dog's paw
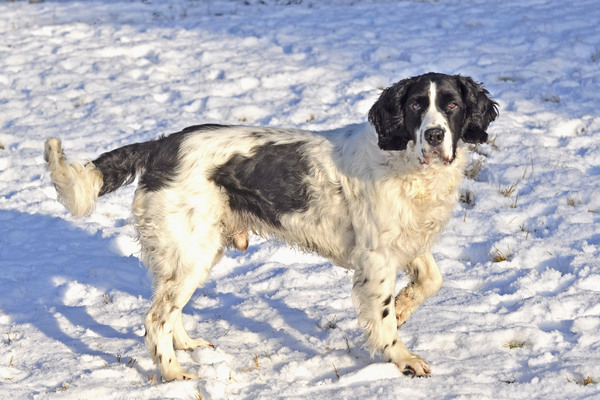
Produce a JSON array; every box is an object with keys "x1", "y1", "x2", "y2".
[
  {"x1": 395, "y1": 307, "x2": 411, "y2": 327},
  {"x1": 394, "y1": 291, "x2": 417, "y2": 327},
  {"x1": 162, "y1": 368, "x2": 200, "y2": 382},
  {"x1": 174, "y1": 337, "x2": 214, "y2": 351},
  {"x1": 395, "y1": 354, "x2": 431, "y2": 377}
]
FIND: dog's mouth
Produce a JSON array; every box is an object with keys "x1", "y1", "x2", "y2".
[{"x1": 419, "y1": 149, "x2": 453, "y2": 166}]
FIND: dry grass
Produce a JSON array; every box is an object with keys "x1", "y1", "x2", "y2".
[
  {"x1": 195, "y1": 386, "x2": 205, "y2": 400},
  {"x1": 464, "y1": 158, "x2": 484, "y2": 180},
  {"x1": 7, "y1": 332, "x2": 17, "y2": 344},
  {"x1": 505, "y1": 339, "x2": 526, "y2": 349},
  {"x1": 491, "y1": 246, "x2": 511, "y2": 263},
  {"x1": 55, "y1": 382, "x2": 70, "y2": 392},
  {"x1": 240, "y1": 354, "x2": 259, "y2": 372},
  {"x1": 324, "y1": 315, "x2": 338, "y2": 330},
  {"x1": 567, "y1": 375, "x2": 596, "y2": 386},
  {"x1": 332, "y1": 364, "x2": 340, "y2": 379},
  {"x1": 499, "y1": 182, "x2": 517, "y2": 197},
  {"x1": 460, "y1": 190, "x2": 476, "y2": 207},
  {"x1": 519, "y1": 225, "x2": 538, "y2": 240}
]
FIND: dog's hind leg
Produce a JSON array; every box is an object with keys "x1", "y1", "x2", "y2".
[
  {"x1": 135, "y1": 190, "x2": 224, "y2": 382},
  {"x1": 395, "y1": 252, "x2": 442, "y2": 327},
  {"x1": 173, "y1": 310, "x2": 214, "y2": 351},
  {"x1": 143, "y1": 233, "x2": 223, "y2": 381}
]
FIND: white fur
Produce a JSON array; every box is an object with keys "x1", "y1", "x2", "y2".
[
  {"x1": 45, "y1": 122, "x2": 467, "y2": 381},
  {"x1": 416, "y1": 82, "x2": 454, "y2": 164},
  {"x1": 44, "y1": 138, "x2": 103, "y2": 218}
]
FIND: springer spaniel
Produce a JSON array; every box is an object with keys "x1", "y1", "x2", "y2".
[{"x1": 44, "y1": 72, "x2": 498, "y2": 381}]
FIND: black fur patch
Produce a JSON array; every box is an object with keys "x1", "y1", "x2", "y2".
[
  {"x1": 93, "y1": 124, "x2": 228, "y2": 196},
  {"x1": 93, "y1": 139, "x2": 163, "y2": 196},
  {"x1": 382, "y1": 308, "x2": 390, "y2": 319},
  {"x1": 180, "y1": 124, "x2": 228, "y2": 134},
  {"x1": 209, "y1": 141, "x2": 311, "y2": 227},
  {"x1": 138, "y1": 132, "x2": 186, "y2": 192}
]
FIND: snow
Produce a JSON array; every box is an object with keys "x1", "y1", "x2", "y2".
[{"x1": 1, "y1": 0, "x2": 600, "y2": 398}]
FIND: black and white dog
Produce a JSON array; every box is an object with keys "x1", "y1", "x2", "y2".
[{"x1": 44, "y1": 73, "x2": 498, "y2": 381}]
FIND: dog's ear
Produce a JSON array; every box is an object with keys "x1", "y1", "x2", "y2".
[
  {"x1": 457, "y1": 76, "x2": 499, "y2": 144},
  {"x1": 368, "y1": 78, "x2": 415, "y2": 151}
]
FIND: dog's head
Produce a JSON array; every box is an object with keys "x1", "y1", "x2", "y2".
[{"x1": 368, "y1": 73, "x2": 498, "y2": 165}]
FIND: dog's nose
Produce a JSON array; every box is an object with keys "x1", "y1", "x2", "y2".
[{"x1": 424, "y1": 128, "x2": 445, "y2": 146}]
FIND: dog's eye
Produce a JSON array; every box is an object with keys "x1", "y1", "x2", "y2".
[
  {"x1": 447, "y1": 102, "x2": 458, "y2": 111},
  {"x1": 411, "y1": 103, "x2": 421, "y2": 112}
]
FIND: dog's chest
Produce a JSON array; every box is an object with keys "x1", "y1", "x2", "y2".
[{"x1": 372, "y1": 163, "x2": 463, "y2": 258}]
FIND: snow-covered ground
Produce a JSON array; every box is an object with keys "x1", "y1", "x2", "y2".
[{"x1": 1, "y1": 0, "x2": 600, "y2": 398}]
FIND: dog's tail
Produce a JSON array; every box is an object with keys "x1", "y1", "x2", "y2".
[{"x1": 44, "y1": 137, "x2": 158, "y2": 218}]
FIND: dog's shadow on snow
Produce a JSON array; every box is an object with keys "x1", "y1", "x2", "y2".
[
  {"x1": 0, "y1": 209, "x2": 151, "y2": 368},
  {"x1": 0, "y1": 209, "x2": 342, "y2": 377}
]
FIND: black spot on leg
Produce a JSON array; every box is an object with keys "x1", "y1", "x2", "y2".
[
  {"x1": 169, "y1": 358, "x2": 172, "y2": 364},
  {"x1": 382, "y1": 308, "x2": 390, "y2": 319},
  {"x1": 154, "y1": 345, "x2": 157, "y2": 355},
  {"x1": 383, "y1": 295, "x2": 392, "y2": 306},
  {"x1": 392, "y1": 339, "x2": 397, "y2": 346},
  {"x1": 353, "y1": 277, "x2": 369, "y2": 288},
  {"x1": 158, "y1": 355, "x2": 163, "y2": 363}
]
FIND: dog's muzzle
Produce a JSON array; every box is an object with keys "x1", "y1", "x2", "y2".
[{"x1": 420, "y1": 127, "x2": 453, "y2": 166}]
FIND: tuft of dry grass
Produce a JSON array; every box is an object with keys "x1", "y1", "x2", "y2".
[
  {"x1": 325, "y1": 315, "x2": 338, "y2": 330},
  {"x1": 464, "y1": 158, "x2": 484, "y2": 180},
  {"x1": 240, "y1": 354, "x2": 259, "y2": 372},
  {"x1": 519, "y1": 225, "x2": 538, "y2": 240},
  {"x1": 505, "y1": 339, "x2": 526, "y2": 349},
  {"x1": 567, "y1": 375, "x2": 596, "y2": 386},
  {"x1": 499, "y1": 182, "x2": 517, "y2": 197},
  {"x1": 491, "y1": 246, "x2": 511, "y2": 263},
  {"x1": 460, "y1": 190, "x2": 476, "y2": 207},
  {"x1": 55, "y1": 382, "x2": 70, "y2": 392},
  {"x1": 7, "y1": 332, "x2": 17, "y2": 344},
  {"x1": 567, "y1": 197, "x2": 582, "y2": 207}
]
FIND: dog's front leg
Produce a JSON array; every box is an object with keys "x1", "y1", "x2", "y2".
[
  {"x1": 351, "y1": 250, "x2": 431, "y2": 376},
  {"x1": 395, "y1": 251, "x2": 442, "y2": 327}
]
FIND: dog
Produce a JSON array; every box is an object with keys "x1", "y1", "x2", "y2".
[{"x1": 44, "y1": 72, "x2": 498, "y2": 381}]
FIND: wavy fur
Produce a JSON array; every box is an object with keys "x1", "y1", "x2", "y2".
[{"x1": 44, "y1": 73, "x2": 497, "y2": 381}]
